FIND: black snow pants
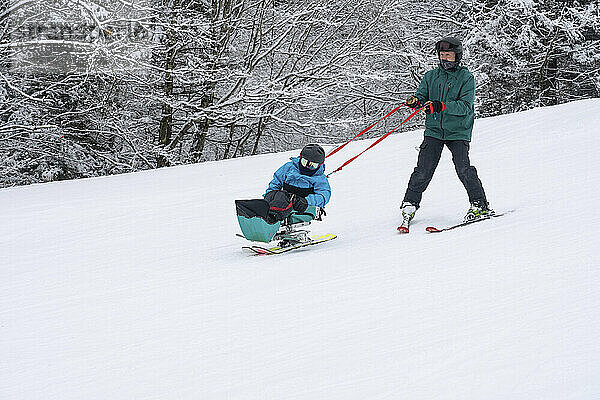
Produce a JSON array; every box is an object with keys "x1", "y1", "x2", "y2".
[{"x1": 403, "y1": 136, "x2": 487, "y2": 207}]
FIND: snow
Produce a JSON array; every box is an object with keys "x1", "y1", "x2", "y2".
[{"x1": 1, "y1": 99, "x2": 599, "y2": 399}]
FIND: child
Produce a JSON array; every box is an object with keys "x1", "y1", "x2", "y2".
[
  {"x1": 235, "y1": 144, "x2": 332, "y2": 242},
  {"x1": 263, "y1": 143, "x2": 331, "y2": 223}
]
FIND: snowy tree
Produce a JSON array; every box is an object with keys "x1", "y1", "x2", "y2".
[
  {"x1": 460, "y1": 0, "x2": 600, "y2": 116},
  {"x1": 0, "y1": 0, "x2": 598, "y2": 187}
]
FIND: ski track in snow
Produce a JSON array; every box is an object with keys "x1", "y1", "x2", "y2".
[{"x1": 1, "y1": 100, "x2": 599, "y2": 400}]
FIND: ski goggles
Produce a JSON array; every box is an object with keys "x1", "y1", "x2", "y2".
[
  {"x1": 436, "y1": 41, "x2": 458, "y2": 52},
  {"x1": 300, "y1": 157, "x2": 321, "y2": 170}
]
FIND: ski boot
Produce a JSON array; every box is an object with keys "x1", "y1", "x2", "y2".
[
  {"x1": 398, "y1": 201, "x2": 417, "y2": 233},
  {"x1": 464, "y1": 200, "x2": 494, "y2": 222}
]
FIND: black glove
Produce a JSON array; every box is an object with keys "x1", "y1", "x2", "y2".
[
  {"x1": 424, "y1": 100, "x2": 445, "y2": 114},
  {"x1": 293, "y1": 196, "x2": 308, "y2": 213},
  {"x1": 406, "y1": 95, "x2": 421, "y2": 109}
]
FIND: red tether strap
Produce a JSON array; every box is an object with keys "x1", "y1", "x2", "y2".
[
  {"x1": 325, "y1": 104, "x2": 406, "y2": 159},
  {"x1": 327, "y1": 102, "x2": 431, "y2": 177},
  {"x1": 269, "y1": 194, "x2": 295, "y2": 212}
]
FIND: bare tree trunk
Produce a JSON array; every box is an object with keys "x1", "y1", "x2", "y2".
[
  {"x1": 157, "y1": 3, "x2": 179, "y2": 168},
  {"x1": 190, "y1": 92, "x2": 214, "y2": 160},
  {"x1": 252, "y1": 117, "x2": 263, "y2": 155},
  {"x1": 157, "y1": 56, "x2": 175, "y2": 167},
  {"x1": 540, "y1": 56, "x2": 559, "y2": 106},
  {"x1": 223, "y1": 124, "x2": 235, "y2": 159},
  {"x1": 158, "y1": 55, "x2": 175, "y2": 147}
]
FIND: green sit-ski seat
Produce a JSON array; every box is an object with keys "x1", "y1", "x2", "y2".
[
  {"x1": 236, "y1": 199, "x2": 280, "y2": 242},
  {"x1": 237, "y1": 216, "x2": 280, "y2": 242},
  {"x1": 236, "y1": 200, "x2": 318, "y2": 243}
]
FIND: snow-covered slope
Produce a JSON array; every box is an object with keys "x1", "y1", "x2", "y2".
[{"x1": 1, "y1": 100, "x2": 599, "y2": 400}]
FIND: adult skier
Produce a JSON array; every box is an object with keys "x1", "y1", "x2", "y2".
[{"x1": 399, "y1": 37, "x2": 492, "y2": 231}]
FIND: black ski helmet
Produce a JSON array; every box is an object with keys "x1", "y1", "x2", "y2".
[
  {"x1": 300, "y1": 143, "x2": 325, "y2": 164},
  {"x1": 435, "y1": 37, "x2": 463, "y2": 63}
]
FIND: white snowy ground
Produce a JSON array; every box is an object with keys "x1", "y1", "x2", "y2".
[{"x1": 1, "y1": 100, "x2": 599, "y2": 400}]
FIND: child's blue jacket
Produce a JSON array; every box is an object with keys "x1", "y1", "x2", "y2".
[{"x1": 264, "y1": 157, "x2": 331, "y2": 208}]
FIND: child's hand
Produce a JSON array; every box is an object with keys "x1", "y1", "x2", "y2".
[{"x1": 293, "y1": 196, "x2": 308, "y2": 212}]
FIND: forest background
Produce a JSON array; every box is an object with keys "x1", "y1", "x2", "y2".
[{"x1": 1, "y1": 0, "x2": 598, "y2": 187}]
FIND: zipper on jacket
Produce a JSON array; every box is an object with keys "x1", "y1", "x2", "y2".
[{"x1": 439, "y1": 71, "x2": 449, "y2": 140}]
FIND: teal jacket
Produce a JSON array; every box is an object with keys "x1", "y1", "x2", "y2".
[{"x1": 415, "y1": 65, "x2": 475, "y2": 141}]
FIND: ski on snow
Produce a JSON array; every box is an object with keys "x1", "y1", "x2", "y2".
[
  {"x1": 425, "y1": 210, "x2": 515, "y2": 233},
  {"x1": 243, "y1": 233, "x2": 337, "y2": 255}
]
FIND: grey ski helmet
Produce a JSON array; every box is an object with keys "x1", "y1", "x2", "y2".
[
  {"x1": 300, "y1": 143, "x2": 325, "y2": 164},
  {"x1": 435, "y1": 37, "x2": 463, "y2": 62}
]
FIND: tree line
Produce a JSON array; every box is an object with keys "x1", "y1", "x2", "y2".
[{"x1": 0, "y1": 0, "x2": 598, "y2": 187}]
